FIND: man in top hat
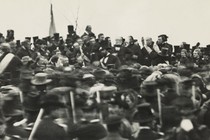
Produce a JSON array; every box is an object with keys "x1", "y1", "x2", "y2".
[
  {"x1": 100, "y1": 46, "x2": 121, "y2": 70},
  {"x1": 33, "y1": 94, "x2": 69, "y2": 140},
  {"x1": 67, "y1": 25, "x2": 79, "y2": 43}
]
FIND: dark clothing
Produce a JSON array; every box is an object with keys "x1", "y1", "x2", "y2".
[
  {"x1": 141, "y1": 47, "x2": 152, "y2": 66},
  {"x1": 82, "y1": 32, "x2": 96, "y2": 38},
  {"x1": 5, "y1": 125, "x2": 30, "y2": 140},
  {"x1": 102, "y1": 133, "x2": 128, "y2": 140},
  {"x1": 136, "y1": 128, "x2": 159, "y2": 140},
  {"x1": 16, "y1": 47, "x2": 32, "y2": 59},
  {"x1": 34, "y1": 117, "x2": 69, "y2": 140},
  {"x1": 157, "y1": 43, "x2": 173, "y2": 56},
  {"x1": 100, "y1": 54, "x2": 121, "y2": 69},
  {"x1": 0, "y1": 53, "x2": 22, "y2": 81},
  {"x1": 127, "y1": 44, "x2": 143, "y2": 64},
  {"x1": 69, "y1": 121, "x2": 107, "y2": 140}
]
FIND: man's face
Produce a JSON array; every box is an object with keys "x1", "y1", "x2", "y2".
[
  {"x1": 115, "y1": 38, "x2": 123, "y2": 45},
  {"x1": 157, "y1": 37, "x2": 163, "y2": 44},
  {"x1": 193, "y1": 51, "x2": 199, "y2": 58},
  {"x1": 77, "y1": 39, "x2": 84, "y2": 46},
  {"x1": 86, "y1": 26, "x2": 92, "y2": 32},
  {"x1": 82, "y1": 35, "x2": 89, "y2": 42},
  {"x1": 146, "y1": 38, "x2": 153, "y2": 46},
  {"x1": 101, "y1": 49, "x2": 108, "y2": 56},
  {"x1": 89, "y1": 38, "x2": 96, "y2": 45},
  {"x1": 0, "y1": 37, "x2": 5, "y2": 44},
  {"x1": 73, "y1": 43, "x2": 80, "y2": 50},
  {"x1": 99, "y1": 35, "x2": 104, "y2": 41}
]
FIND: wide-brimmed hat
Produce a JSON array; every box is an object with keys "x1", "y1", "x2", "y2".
[{"x1": 31, "y1": 73, "x2": 52, "y2": 85}]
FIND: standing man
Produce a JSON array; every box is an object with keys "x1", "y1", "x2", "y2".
[
  {"x1": 157, "y1": 34, "x2": 173, "y2": 61},
  {"x1": 82, "y1": 25, "x2": 96, "y2": 39}
]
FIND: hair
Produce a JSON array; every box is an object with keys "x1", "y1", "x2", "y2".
[
  {"x1": 98, "y1": 33, "x2": 104, "y2": 39},
  {"x1": 193, "y1": 49, "x2": 202, "y2": 56}
]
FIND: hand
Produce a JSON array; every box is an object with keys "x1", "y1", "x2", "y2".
[
  {"x1": 180, "y1": 119, "x2": 193, "y2": 132},
  {"x1": 132, "y1": 55, "x2": 138, "y2": 59}
]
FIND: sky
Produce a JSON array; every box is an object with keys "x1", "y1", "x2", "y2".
[{"x1": 0, "y1": 0, "x2": 210, "y2": 46}]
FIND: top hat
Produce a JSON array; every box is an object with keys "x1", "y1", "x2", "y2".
[
  {"x1": 133, "y1": 103, "x2": 155, "y2": 123},
  {"x1": 53, "y1": 33, "x2": 60, "y2": 40},
  {"x1": 31, "y1": 73, "x2": 52, "y2": 85},
  {"x1": 68, "y1": 25, "x2": 74, "y2": 33},
  {"x1": 141, "y1": 81, "x2": 158, "y2": 97},
  {"x1": 174, "y1": 45, "x2": 181, "y2": 54},
  {"x1": 25, "y1": 37, "x2": 31, "y2": 42},
  {"x1": 33, "y1": 36, "x2": 39, "y2": 44}
]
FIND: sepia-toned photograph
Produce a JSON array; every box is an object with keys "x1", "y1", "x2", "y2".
[{"x1": 0, "y1": 0, "x2": 210, "y2": 139}]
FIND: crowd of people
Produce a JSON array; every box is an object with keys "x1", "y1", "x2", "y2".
[{"x1": 0, "y1": 25, "x2": 210, "y2": 140}]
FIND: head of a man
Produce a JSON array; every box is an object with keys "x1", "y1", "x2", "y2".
[
  {"x1": 157, "y1": 34, "x2": 168, "y2": 45},
  {"x1": 22, "y1": 40, "x2": 31, "y2": 50},
  {"x1": 85, "y1": 25, "x2": 92, "y2": 33},
  {"x1": 115, "y1": 37, "x2": 123, "y2": 46},
  {"x1": 145, "y1": 37, "x2": 153, "y2": 46},
  {"x1": 0, "y1": 43, "x2": 11, "y2": 55},
  {"x1": 98, "y1": 33, "x2": 104, "y2": 42},
  {"x1": 77, "y1": 38, "x2": 84, "y2": 46}
]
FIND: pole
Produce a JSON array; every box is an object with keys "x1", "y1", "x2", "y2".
[
  {"x1": 157, "y1": 89, "x2": 162, "y2": 130},
  {"x1": 192, "y1": 82, "x2": 196, "y2": 107},
  {"x1": 28, "y1": 108, "x2": 44, "y2": 140},
  {"x1": 96, "y1": 91, "x2": 103, "y2": 123},
  {"x1": 70, "y1": 91, "x2": 76, "y2": 123}
]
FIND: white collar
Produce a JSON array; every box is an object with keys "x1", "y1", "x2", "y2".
[{"x1": 139, "y1": 126, "x2": 151, "y2": 130}]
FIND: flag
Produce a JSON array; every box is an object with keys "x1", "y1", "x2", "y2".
[{"x1": 49, "y1": 4, "x2": 56, "y2": 37}]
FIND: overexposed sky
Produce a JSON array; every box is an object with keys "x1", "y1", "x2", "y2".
[{"x1": 0, "y1": 0, "x2": 210, "y2": 46}]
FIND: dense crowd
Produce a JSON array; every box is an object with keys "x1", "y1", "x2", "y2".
[{"x1": 0, "y1": 25, "x2": 210, "y2": 140}]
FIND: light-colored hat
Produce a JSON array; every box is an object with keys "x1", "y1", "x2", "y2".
[{"x1": 31, "y1": 73, "x2": 52, "y2": 85}]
